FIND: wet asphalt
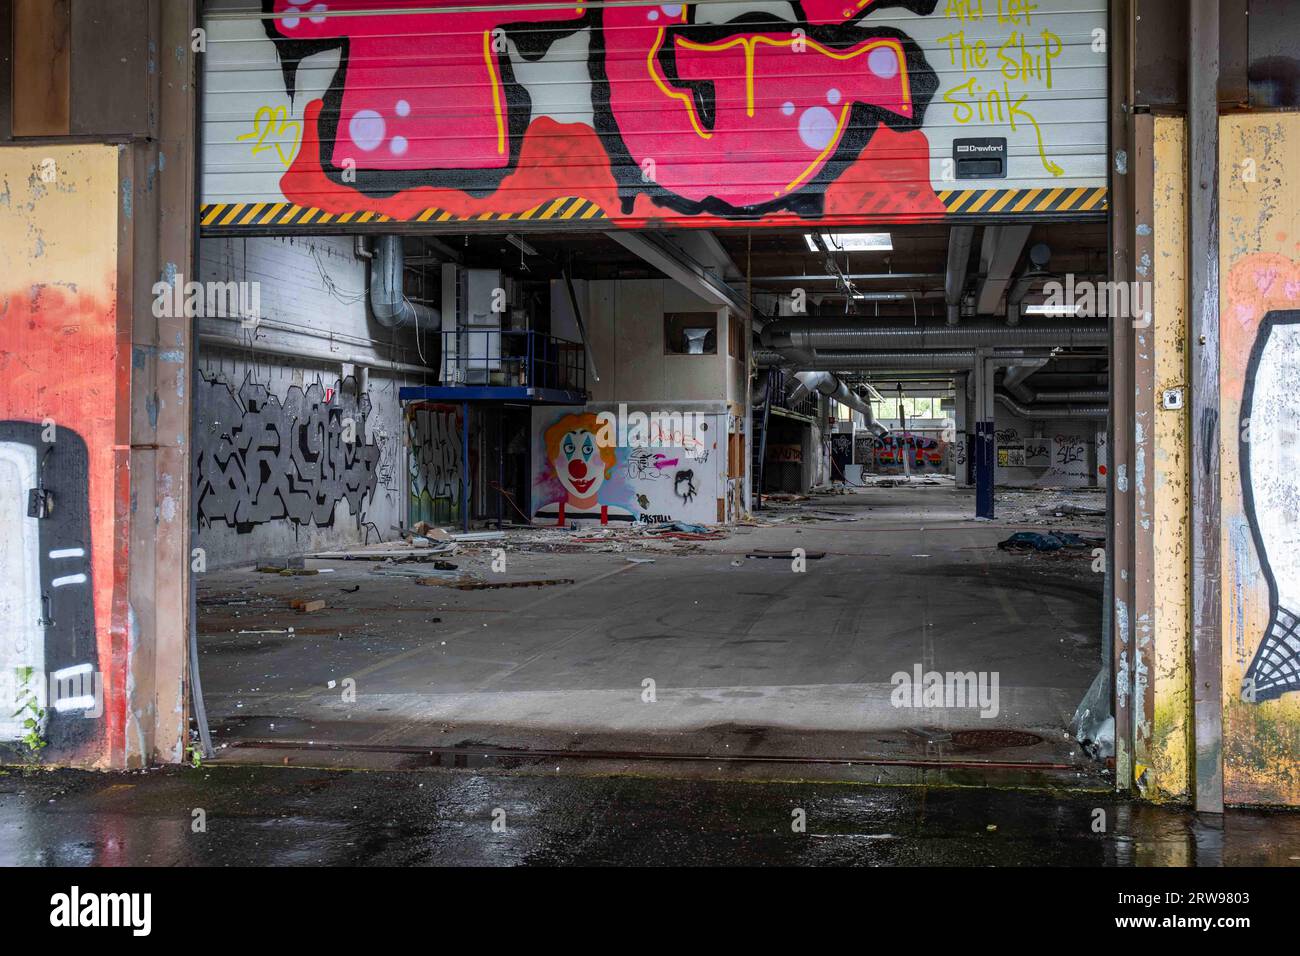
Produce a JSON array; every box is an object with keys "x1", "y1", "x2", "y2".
[{"x1": 2, "y1": 764, "x2": 1298, "y2": 866}]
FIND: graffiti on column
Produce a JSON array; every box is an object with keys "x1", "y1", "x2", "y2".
[
  {"x1": 258, "y1": 0, "x2": 942, "y2": 222},
  {"x1": 407, "y1": 402, "x2": 463, "y2": 524},
  {"x1": 1240, "y1": 310, "x2": 1300, "y2": 702},
  {"x1": 194, "y1": 373, "x2": 380, "y2": 533}
]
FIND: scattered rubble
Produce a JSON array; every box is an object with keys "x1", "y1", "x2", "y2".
[
  {"x1": 426, "y1": 578, "x2": 576, "y2": 590},
  {"x1": 998, "y1": 530, "x2": 1104, "y2": 553}
]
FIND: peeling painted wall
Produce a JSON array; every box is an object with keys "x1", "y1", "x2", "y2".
[
  {"x1": 1144, "y1": 115, "x2": 1192, "y2": 801},
  {"x1": 0, "y1": 145, "x2": 128, "y2": 767},
  {"x1": 1219, "y1": 113, "x2": 1300, "y2": 806}
]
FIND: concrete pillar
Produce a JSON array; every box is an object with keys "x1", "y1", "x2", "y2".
[
  {"x1": 954, "y1": 373, "x2": 970, "y2": 487},
  {"x1": 974, "y1": 353, "x2": 995, "y2": 518}
]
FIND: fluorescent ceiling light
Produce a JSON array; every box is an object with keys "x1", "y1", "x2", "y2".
[
  {"x1": 505, "y1": 233, "x2": 537, "y2": 256},
  {"x1": 1023, "y1": 303, "x2": 1081, "y2": 316},
  {"x1": 811, "y1": 232, "x2": 893, "y2": 252}
]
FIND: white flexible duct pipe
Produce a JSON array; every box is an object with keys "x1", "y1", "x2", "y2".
[{"x1": 370, "y1": 235, "x2": 440, "y2": 330}]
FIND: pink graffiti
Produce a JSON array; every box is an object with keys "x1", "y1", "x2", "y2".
[
  {"x1": 602, "y1": 6, "x2": 915, "y2": 209},
  {"x1": 269, "y1": 0, "x2": 581, "y2": 172},
  {"x1": 652, "y1": 455, "x2": 679, "y2": 470}
]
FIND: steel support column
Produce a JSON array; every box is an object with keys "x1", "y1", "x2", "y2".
[
  {"x1": 1188, "y1": 0, "x2": 1224, "y2": 814},
  {"x1": 1108, "y1": 0, "x2": 1137, "y2": 794},
  {"x1": 974, "y1": 353, "x2": 995, "y2": 519},
  {"x1": 461, "y1": 402, "x2": 471, "y2": 533}
]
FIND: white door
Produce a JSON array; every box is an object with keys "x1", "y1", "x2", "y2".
[{"x1": 0, "y1": 441, "x2": 43, "y2": 740}]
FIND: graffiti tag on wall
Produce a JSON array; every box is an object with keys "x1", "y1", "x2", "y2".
[
  {"x1": 258, "y1": 0, "x2": 942, "y2": 222},
  {"x1": 407, "y1": 402, "x2": 463, "y2": 525},
  {"x1": 194, "y1": 374, "x2": 380, "y2": 533}
]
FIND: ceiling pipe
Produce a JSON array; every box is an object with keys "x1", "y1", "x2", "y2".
[
  {"x1": 1001, "y1": 358, "x2": 1051, "y2": 402},
  {"x1": 995, "y1": 391, "x2": 1106, "y2": 420},
  {"x1": 766, "y1": 348, "x2": 1051, "y2": 371},
  {"x1": 944, "y1": 225, "x2": 975, "y2": 326},
  {"x1": 370, "y1": 235, "x2": 440, "y2": 330},
  {"x1": 761, "y1": 319, "x2": 1108, "y2": 351},
  {"x1": 1027, "y1": 388, "x2": 1111, "y2": 402},
  {"x1": 789, "y1": 372, "x2": 886, "y2": 436}
]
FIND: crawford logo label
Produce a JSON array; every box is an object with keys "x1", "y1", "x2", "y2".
[{"x1": 49, "y1": 887, "x2": 152, "y2": 936}]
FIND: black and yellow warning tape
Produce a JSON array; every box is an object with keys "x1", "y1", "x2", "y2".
[
  {"x1": 199, "y1": 187, "x2": 1107, "y2": 230},
  {"x1": 938, "y1": 186, "x2": 1108, "y2": 215},
  {"x1": 199, "y1": 196, "x2": 609, "y2": 229}
]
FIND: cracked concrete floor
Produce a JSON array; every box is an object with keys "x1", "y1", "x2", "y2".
[{"x1": 195, "y1": 484, "x2": 1108, "y2": 784}]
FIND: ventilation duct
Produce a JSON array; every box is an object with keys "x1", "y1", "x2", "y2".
[
  {"x1": 1032, "y1": 389, "x2": 1110, "y2": 402},
  {"x1": 790, "y1": 372, "x2": 865, "y2": 414},
  {"x1": 790, "y1": 372, "x2": 887, "y2": 437},
  {"x1": 1000, "y1": 362, "x2": 1108, "y2": 404},
  {"x1": 995, "y1": 392, "x2": 1106, "y2": 420},
  {"x1": 370, "y1": 235, "x2": 440, "y2": 330},
  {"x1": 762, "y1": 349, "x2": 1050, "y2": 371},
  {"x1": 1001, "y1": 359, "x2": 1051, "y2": 402},
  {"x1": 761, "y1": 319, "x2": 1107, "y2": 352}
]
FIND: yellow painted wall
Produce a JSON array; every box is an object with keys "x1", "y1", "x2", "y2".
[
  {"x1": 1146, "y1": 117, "x2": 1192, "y2": 801},
  {"x1": 0, "y1": 144, "x2": 128, "y2": 767},
  {"x1": 1218, "y1": 114, "x2": 1300, "y2": 806}
]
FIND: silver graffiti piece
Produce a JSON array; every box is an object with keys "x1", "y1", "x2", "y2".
[
  {"x1": 1241, "y1": 311, "x2": 1300, "y2": 701},
  {"x1": 194, "y1": 375, "x2": 379, "y2": 532}
]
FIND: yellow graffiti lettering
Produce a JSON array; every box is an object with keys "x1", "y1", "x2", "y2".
[
  {"x1": 1005, "y1": 86, "x2": 1064, "y2": 176},
  {"x1": 944, "y1": 0, "x2": 985, "y2": 21},
  {"x1": 997, "y1": 29, "x2": 1062, "y2": 88},
  {"x1": 997, "y1": 0, "x2": 1038, "y2": 24},
  {"x1": 235, "y1": 106, "x2": 302, "y2": 169},
  {"x1": 937, "y1": 30, "x2": 989, "y2": 71}
]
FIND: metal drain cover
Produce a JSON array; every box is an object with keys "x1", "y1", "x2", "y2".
[{"x1": 950, "y1": 729, "x2": 1044, "y2": 750}]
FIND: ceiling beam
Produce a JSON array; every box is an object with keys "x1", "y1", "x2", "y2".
[
  {"x1": 604, "y1": 230, "x2": 749, "y2": 316},
  {"x1": 975, "y1": 224, "x2": 1032, "y2": 315}
]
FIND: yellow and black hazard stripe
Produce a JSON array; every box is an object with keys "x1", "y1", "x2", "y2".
[
  {"x1": 939, "y1": 186, "x2": 1108, "y2": 215},
  {"x1": 199, "y1": 196, "x2": 608, "y2": 230}
]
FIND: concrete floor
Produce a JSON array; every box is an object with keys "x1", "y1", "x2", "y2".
[
  {"x1": 197, "y1": 484, "x2": 1108, "y2": 781},
  {"x1": 2, "y1": 764, "x2": 1297, "y2": 866}
]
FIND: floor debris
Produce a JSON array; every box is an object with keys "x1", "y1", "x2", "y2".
[
  {"x1": 422, "y1": 578, "x2": 576, "y2": 590},
  {"x1": 997, "y1": 531, "x2": 1096, "y2": 552}
]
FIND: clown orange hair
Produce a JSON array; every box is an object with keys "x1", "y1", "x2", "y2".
[{"x1": 544, "y1": 412, "x2": 617, "y2": 479}]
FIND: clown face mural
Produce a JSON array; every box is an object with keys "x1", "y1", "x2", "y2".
[{"x1": 535, "y1": 413, "x2": 634, "y2": 526}]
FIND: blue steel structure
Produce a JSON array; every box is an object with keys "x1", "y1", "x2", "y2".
[{"x1": 399, "y1": 329, "x2": 587, "y2": 531}]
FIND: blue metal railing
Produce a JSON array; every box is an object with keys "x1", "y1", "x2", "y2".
[{"x1": 442, "y1": 329, "x2": 586, "y2": 394}]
